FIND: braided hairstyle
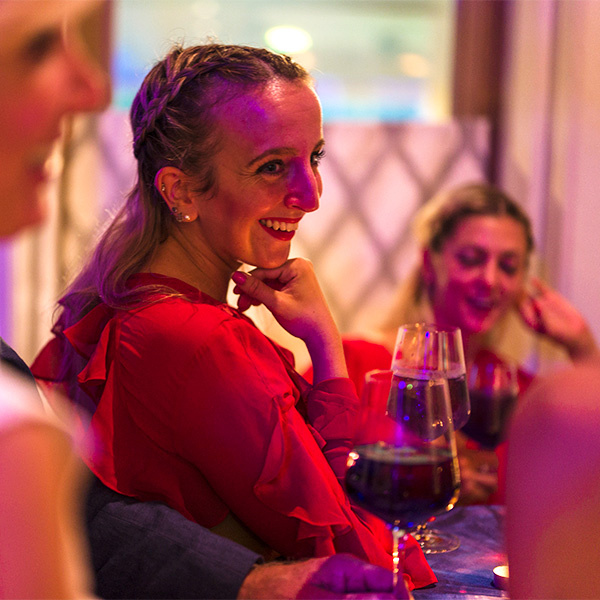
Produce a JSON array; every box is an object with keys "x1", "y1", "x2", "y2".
[{"x1": 53, "y1": 43, "x2": 310, "y2": 366}]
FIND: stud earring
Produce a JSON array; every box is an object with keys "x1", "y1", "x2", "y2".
[
  {"x1": 171, "y1": 206, "x2": 190, "y2": 223},
  {"x1": 161, "y1": 184, "x2": 166, "y2": 193}
]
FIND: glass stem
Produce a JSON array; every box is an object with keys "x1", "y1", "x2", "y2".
[{"x1": 392, "y1": 525, "x2": 407, "y2": 591}]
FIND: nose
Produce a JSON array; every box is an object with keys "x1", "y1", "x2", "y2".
[
  {"x1": 283, "y1": 161, "x2": 321, "y2": 213},
  {"x1": 63, "y1": 34, "x2": 110, "y2": 114},
  {"x1": 480, "y1": 260, "x2": 501, "y2": 289}
]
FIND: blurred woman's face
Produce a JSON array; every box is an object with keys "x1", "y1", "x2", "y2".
[
  {"x1": 0, "y1": 0, "x2": 106, "y2": 237},
  {"x1": 426, "y1": 215, "x2": 530, "y2": 336}
]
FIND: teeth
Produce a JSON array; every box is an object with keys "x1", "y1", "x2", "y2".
[{"x1": 260, "y1": 219, "x2": 298, "y2": 232}]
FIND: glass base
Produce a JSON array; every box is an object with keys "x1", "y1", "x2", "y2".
[{"x1": 413, "y1": 527, "x2": 460, "y2": 554}]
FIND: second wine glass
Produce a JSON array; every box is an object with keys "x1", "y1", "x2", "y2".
[{"x1": 392, "y1": 323, "x2": 470, "y2": 554}]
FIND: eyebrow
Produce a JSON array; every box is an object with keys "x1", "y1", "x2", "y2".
[
  {"x1": 246, "y1": 138, "x2": 326, "y2": 168},
  {"x1": 458, "y1": 246, "x2": 523, "y2": 258}
]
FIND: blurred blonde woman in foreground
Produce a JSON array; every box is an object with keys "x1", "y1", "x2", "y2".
[{"x1": 0, "y1": 1, "x2": 106, "y2": 597}]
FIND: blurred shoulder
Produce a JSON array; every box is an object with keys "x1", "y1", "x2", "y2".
[{"x1": 511, "y1": 356, "x2": 600, "y2": 449}]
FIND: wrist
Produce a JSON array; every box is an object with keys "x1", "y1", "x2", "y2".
[
  {"x1": 305, "y1": 330, "x2": 348, "y2": 384},
  {"x1": 566, "y1": 329, "x2": 599, "y2": 362}
]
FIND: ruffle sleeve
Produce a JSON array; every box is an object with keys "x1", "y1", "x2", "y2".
[{"x1": 62, "y1": 304, "x2": 117, "y2": 402}]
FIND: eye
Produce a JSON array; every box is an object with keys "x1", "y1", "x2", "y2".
[
  {"x1": 256, "y1": 160, "x2": 285, "y2": 176},
  {"x1": 499, "y1": 259, "x2": 520, "y2": 276},
  {"x1": 311, "y1": 148, "x2": 326, "y2": 167},
  {"x1": 456, "y1": 249, "x2": 486, "y2": 268},
  {"x1": 23, "y1": 28, "x2": 61, "y2": 63}
]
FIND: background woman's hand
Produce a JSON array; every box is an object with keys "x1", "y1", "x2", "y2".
[
  {"x1": 518, "y1": 277, "x2": 598, "y2": 361},
  {"x1": 232, "y1": 258, "x2": 348, "y2": 382},
  {"x1": 455, "y1": 432, "x2": 499, "y2": 505}
]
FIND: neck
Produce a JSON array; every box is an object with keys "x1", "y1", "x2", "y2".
[
  {"x1": 145, "y1": 230, "x2": 234, "y2": 302},
  {"x1": 431, "y1": 306, "x2": 483, "y2": 368}
]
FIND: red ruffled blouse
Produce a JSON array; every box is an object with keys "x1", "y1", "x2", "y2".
[{"x1": 32, "y1": 273, "x2": 436, "y2": 590}]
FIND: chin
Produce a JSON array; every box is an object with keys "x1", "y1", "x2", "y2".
[{"x1": 251, "y1": 252, "x2": 291, "y2": 270}]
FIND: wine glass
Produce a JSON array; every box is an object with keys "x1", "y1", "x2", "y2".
[
  {"x1": 345, "y1": 369, "x2": 461, "y2": 592},
  {"x1": 462, "y1": 352, "x2": 519, "y2": 449},
  {"x1": 392, "y1": 323, "x2": 470, "y2": 554}
]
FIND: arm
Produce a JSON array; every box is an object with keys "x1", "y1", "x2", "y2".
[
  {"x1": 239, "y1": 554, "x2": 411, "y2": 599},
  {"x1": 86, "y1": 476, "x2": 412, "y2": 600},
  {"x1": 232, "y1": 258, "x2": 349, "y2": 383},
  {"x1": 173, "y1": 317, "x2": 390, "y2": 566},
  {"x1": 0, "y1": 422, "x2": 93, "y2": 599},
  {"x1": 518, "y1": 277, "x2": 598, "y2": 361}
]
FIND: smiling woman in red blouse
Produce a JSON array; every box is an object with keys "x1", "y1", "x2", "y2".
[{"x1": 32, "y1": 43, "x2": 435, "y2": 591}]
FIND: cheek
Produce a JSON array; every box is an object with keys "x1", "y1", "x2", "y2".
[
  {"x1": 0, "y1": 100, "x2": 47, "y2": 146},
  {"x1": 435, "y1": 260, "x2": 470, "y2": 292},
  {"x1": 501, "y1": 277, "x2": 525, "y2": 301}
]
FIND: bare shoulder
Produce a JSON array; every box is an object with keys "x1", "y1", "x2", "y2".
[{"x1": 513, "y1": 357, "x2": 600, "y2": 431}]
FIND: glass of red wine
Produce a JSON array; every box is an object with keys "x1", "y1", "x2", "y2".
[
  {"x1": 392, "y1": 323, "x2": 469, "y2": 553},
  {"x1": 345, "y1": 369, "x2": 461, "y2": 592},
  {"x1": 462, "y1": 352, "x2": 519, "y2": 449}
]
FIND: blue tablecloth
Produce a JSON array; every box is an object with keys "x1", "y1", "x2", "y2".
[{"x1": 413, "y1": 505, "x2": 508, "y2": 600}]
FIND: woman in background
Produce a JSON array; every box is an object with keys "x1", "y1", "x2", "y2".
[{"x1": 342, "y1": 182, "x2": 597, "y2": 504}]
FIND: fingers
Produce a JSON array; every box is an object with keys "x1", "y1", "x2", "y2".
[
  {"x1": 517, "y1": 296, "x2": 541, "y2": 331},
  {"x1": 308, "y1": 555, "x2": 394, "y2": 595},
  {"x1": 231, "y1": 270, "x2": 279, "y2": 312}
]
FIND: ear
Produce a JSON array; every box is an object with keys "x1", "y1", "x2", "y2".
[{"x1": 154, "y1": 167, "x2": 199, "y2": 223}]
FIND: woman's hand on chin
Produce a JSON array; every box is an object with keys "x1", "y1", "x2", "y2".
[{"x1": 232, "y1": 258, "x2": 348, "y2": 382}]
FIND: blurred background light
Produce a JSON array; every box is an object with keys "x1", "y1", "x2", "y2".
[
  {"x1": 265, "y1": 25, "x2": 313, "y2": 55},
  {"x1": 397, "y1": 53, "x2": 430, "y2": 78}
]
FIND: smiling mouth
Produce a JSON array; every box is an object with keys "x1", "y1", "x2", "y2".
[
  {"x1": 467, "y1": 297, "x2": 496, "y2": 310},
  {"x1": 259, "y1": 219, "x2": 299, "y2": 232}
]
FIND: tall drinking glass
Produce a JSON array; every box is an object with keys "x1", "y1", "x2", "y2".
[
  {"x1": 346, "y1": 369, "x2": 461, "y2": 592},
  {"x1": 392, "y1": 323, "x2": 470, "y2": 553}
]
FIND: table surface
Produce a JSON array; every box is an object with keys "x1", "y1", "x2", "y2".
[{"x1": 412, "y1": 505, "x2": 508, "y2": 600}]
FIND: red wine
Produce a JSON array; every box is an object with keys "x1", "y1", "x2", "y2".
[
  {"x1": 461, "y1": 389, "x2": 518, "y2": 448},
  {"x1": 345, "y1": 443, "x2": 460, "y2": 528}
]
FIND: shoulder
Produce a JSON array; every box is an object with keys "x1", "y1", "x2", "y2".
[
  {"x1": 518, "y1": 358, "x2": 600, "y2": 427},
  {"x1": 0, "y1": 366, "x2": 53, "y2": 434},
  {"x1": 343, "y1": 337, "x2": 392, "y2": 363},
  {"x1": 122, "y1": 297, "x2": 273, "y2": 359},
  {"x1": 508, "y1": 357, "x2": 600, "y2": 481},
  {"x1": 126, "y1": 297, "x2": 249, "y2": 338}
]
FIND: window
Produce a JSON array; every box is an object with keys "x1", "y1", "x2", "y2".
[{"x1": 113, "y1": 0, "x2": 455, "y2": 121}]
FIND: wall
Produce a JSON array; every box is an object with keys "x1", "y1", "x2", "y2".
[{"x1": 497, "y1": 0, "x2": 600, "y2": 353}]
